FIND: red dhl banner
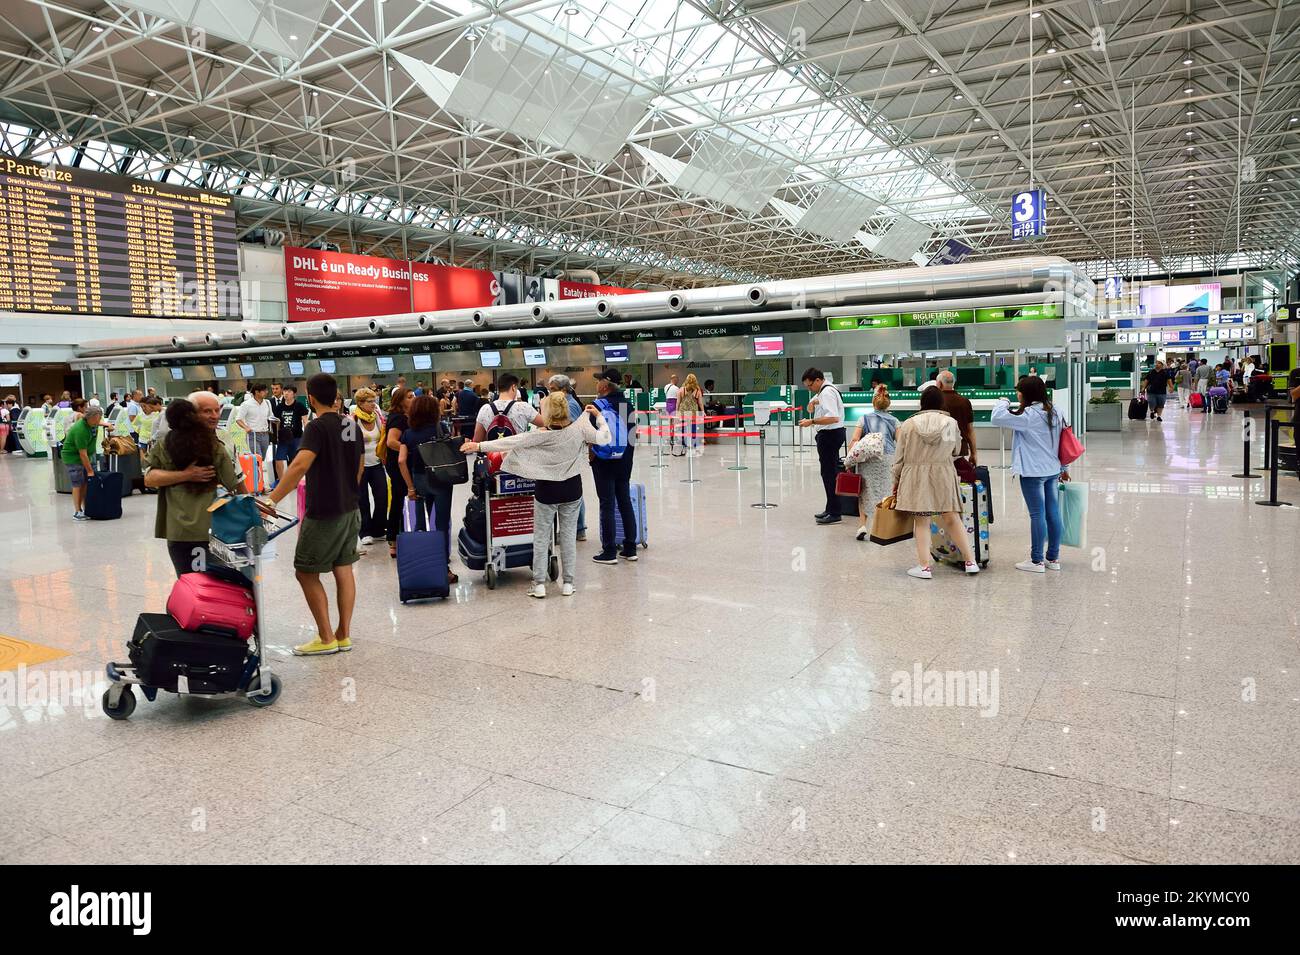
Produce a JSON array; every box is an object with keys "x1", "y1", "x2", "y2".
[{"x1": 285, "y1": 247, "x2": 639, "y2": 321}]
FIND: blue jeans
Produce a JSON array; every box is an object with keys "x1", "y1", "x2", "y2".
[{"x1": 1019, "y1": 474, "x2": 1062, "y2": 564}]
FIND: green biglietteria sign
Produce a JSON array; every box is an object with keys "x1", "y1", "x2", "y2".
[{"x1": 827, "y1": 302, "x2": 1061, "y2": 331}]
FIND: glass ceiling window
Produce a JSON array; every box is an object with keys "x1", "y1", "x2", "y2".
[{"x1": 525, "y1": 0, "x2": 983, "y2": 221}]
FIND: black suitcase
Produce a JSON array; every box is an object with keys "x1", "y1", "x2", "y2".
[
  {"x1": 1127, "y1": 397, "x2": 1148, "y2": 420},
  {"x1": 85, "y1": 469, "x2": 124, "y2": 520},
  {"x1": 129, "y1": 613, "x2": 248, "y2": 694}
]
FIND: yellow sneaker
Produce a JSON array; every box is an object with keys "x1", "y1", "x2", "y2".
[
  {"x1": 335, "y1": 636, "x2": 352, "y2": 652},
  {"x1": 292, "y1": 636, "x2": 338, "y2": 656}
]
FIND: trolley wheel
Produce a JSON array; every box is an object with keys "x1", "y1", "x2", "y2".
[
  {"x1": 485, "y1": 564, "x2": 498, "y2": 590},
  {"x1": 548, "y1": 554, "x2": 560, "y2": 581},
  {"x1": 246, "y1": 672, "x2": 282, "y2": 707},
  {"x1": 102, "y1": 686, "x2": 136, "y2": 720}
]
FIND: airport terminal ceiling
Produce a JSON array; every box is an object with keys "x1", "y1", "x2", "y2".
[{"x1": 0, "y1": 0, "x2": 1298, "y2": 289}]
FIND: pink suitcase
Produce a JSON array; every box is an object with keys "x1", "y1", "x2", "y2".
[{"x1": 167, "y1": 573, "x2": 256, "y2": 640}]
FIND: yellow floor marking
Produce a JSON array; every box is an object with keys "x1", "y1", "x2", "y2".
[{"x1": 0, "y1": 634, "x2": 70, "y2": 670}]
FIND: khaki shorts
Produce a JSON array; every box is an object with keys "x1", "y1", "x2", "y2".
[{"x1": 294, "y1": 510, "x2": 361, "y2": 574}]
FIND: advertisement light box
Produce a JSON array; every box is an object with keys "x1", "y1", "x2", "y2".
[
  {"x1": 754, "y1": 336, "x2": 784, "y2": 357},
  {"x1": 656, "y1": 341, "x2": 684, "y2": 361}
]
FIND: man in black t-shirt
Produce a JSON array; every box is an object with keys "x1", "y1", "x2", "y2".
[
  {"x1": 265, "y1": 374, "x2": 364, "y2": 657},
  {"x1": 272, "y1": 384, "x2": 309, "y2": 483},
  {"x1": 1142, "y1": 361, "x2": 1173, "y2": 422}
]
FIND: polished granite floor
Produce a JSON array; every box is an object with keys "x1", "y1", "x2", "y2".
[{"x1": 1, "y1": 405, "x2": 1297, "y2": 865}]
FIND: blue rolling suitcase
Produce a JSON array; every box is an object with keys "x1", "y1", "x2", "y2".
[
  {"x1": 613, "y1": 482, "x2": 648, "y2": 549},
  {"x1": 85, "y1": 467, "x2": 124, "y2": 520},
  {"x1": 396, "y1": 499, "x2": 449, "y2": 603}
]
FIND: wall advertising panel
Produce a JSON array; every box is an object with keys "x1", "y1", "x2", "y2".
[
  {"x1": 285, "y1": 247, "x2": 413, "y2": 321},
  {"x1": 410, "y1": 261, "x2": 497, "y2": 312}
]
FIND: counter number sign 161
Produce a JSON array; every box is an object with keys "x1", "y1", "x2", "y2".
[{"x1": 1011, "y1": 189, "x2": 1046, "y2": 239}]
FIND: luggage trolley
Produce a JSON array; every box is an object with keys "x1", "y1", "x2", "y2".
[
  {"x1": 479, "y1": 469, "x2": 558, "y2": 590},
  {"x1": 101, "y1": 507, "x2": 297, "y2": 719}
]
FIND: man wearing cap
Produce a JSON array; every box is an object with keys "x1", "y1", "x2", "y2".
[
  {"x1": 61, "y1": 404, "x2": 102, "y2": 522},
  {"x1": 590, "y1": 371, "x2": 638, "y2": 563}
]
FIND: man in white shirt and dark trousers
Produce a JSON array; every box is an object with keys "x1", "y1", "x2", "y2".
[
  {"x1": 236, "y1": 383, "x2": 273, "y2": 461},
  {"x1": 663, "y1": 374, "x2": 681, "y2": 454},
  {"x1": 799, "y1": 367, "x2": 846, "y2": 525}
]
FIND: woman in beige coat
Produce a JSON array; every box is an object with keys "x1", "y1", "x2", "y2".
[{"x1": 890, "y1": 385, "x2": 979, "y2": 578}]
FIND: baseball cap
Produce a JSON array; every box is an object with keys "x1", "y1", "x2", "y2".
[{"x1": 594, "y1": 371, "x2": 623, "y2": 385}]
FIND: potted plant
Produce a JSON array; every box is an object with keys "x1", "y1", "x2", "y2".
[{"x1": 1087, "y1": 386, "x2": 1122, "y2": 431}]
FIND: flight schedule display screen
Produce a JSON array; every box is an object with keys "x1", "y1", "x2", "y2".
[{"x1": 0, "y1": 155, "x2": 239, "y2": 317}]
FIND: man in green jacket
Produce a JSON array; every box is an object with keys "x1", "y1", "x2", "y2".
[{"x1": 61, "y1": 405, "x2": 102, "y2": 522}]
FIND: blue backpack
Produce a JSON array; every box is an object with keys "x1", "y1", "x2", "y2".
[{"x1": 591, "y1": 396, "x2": 629, "y2": 460}]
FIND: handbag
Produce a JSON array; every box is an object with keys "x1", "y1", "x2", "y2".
[
  {"x1": 1058, "y1": 425, "x2": 1084, "y2": 467},
  {"x1": 417, "y1": 435, "x2": 468, "y2": 485},
  {"x1": 869, "y1": 495, "x2": 913, "y2": 545},
  {"x1": 834, "y1": 470, "x2": 862, "y2": 496},
  {"x1": 954, "y1": 456, "x2": 978, "y2": 483}
]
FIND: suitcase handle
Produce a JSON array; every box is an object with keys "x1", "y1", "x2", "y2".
[{"x1": 403, "y1": 496, "x2": 434, "y2": 534}]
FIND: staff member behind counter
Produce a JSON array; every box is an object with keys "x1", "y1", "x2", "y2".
[{"x1": 799, "y1": 367, "x2": 846, "y2": 526}]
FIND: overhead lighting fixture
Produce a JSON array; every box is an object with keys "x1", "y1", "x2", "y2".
[
  {"x1": 1182, "y1": 56, "x2": 1194, "y2": 65},
  {"x1": 954, "y1": 94, "x2": 963, "y2": 100},
  {"x1": 1046, "y1": 46, "x2": 1057, "y2": 54},
  {"x1": 973, "y1": 117, "x2": 981, "y2": 123},
  {"x1": 929, "y1": 66, "x2": 940, "y2": 74},
  {"x1": 1186, "y1": 146, "x2": 1195, "y2": 151},
  {"x1": 1082, "y1": 121, "x2": 1090, "y2": 127},
  {"x1": 289, "y1": 34, "x2": 298, "y2": 41},
  {"x1": 1184, "y1": 86, "x2": 1194, "y2": 93},
  {"x1": 564, "y1": 4, "x2": 579, "y2": 14},
  {"x1": 1031, "y1": 10, "x2": 1042, "y2": 18},
  {"x1": 92, "y1": 26, "x2": 104, "y2": 33},
  {"x1": 1063, "y1": 78, "x2": 1073, "y2": 85}
]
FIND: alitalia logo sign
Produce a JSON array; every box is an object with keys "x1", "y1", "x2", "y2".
[{"x1": 828, "y1": 303, "x2": 1060, "y2": 331}]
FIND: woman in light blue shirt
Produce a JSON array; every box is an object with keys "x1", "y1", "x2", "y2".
[{"x1": 990, "y1": 375, "x2": 1072, "y2": 573}]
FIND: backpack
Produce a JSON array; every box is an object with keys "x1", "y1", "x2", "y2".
[
  {"x1": 591, "y1": 396, "x2": 629, "y2": 460},
  {"x1": 484, "y1": 400, "x2": 520, "y2": 441}
]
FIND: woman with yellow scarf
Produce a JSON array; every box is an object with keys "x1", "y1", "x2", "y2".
[{"x1": 352, "y1": 388, "x2": 388, "y2": 546}]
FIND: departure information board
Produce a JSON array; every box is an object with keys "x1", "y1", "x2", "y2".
[{"x1": 0, "y1": 155, "x2": 239, "y2": 318}]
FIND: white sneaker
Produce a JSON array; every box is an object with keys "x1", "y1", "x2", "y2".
[
  {"x1": 360, "y1": 535, "x2": 375, "y2": 546},
  {"x1": 1016, "y1": 560, "x2": 1046, "y2": 574},
  {"x1": 1045, "y1": 560, "x2": 1062, "y2": 571},
  {"x1": 907, "y1": 565, "x2": 933, "y2": 579},
  {"x1": 528, "y1": 583, "x2": 546, "y2": 599},
  {"x1": 561, "y1": 583, "x2": 575, "y2": 597},
  {"x1": 964, "y1": 561, "x2": 981, "y2": 574}
]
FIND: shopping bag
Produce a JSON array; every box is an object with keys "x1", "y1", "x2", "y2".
[
  {"x1": 1058, "y1": 481, "x2": 1088, "y2": 548},
  {"x1": 869, "y1": 495, "x2": 913, "y2": 545},
  {"x1": 208, "y1": 495, "x2": 265, "y2": 545},
  {"x1": 834, "y1": 469, "x2": 862, "y2": 496}
]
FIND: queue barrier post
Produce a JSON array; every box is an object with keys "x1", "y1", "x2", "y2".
[
  {"x1": 681, "y1": 424, "x2": 700, "y2": 484},
  {"x1": 794, "y1": 409, "x2": 809, "y2": 455},
  {"x1": 651, "y1": 422, "x2": 668, "y2": 469},
  {"x1": 1232, "y1": 410, "x2": 1261, "y2": 480},
  {"x1": 1256, "y1": 419, "x2": 1292, "y2": 508},
  {"x1": 773, "y1": 408, "x2": 789, "y2": 460},
  {"x1": 751, "y1": 430, "x2": 776, "y2": 509},
  {"x1": 728, "y1": 415, "x2": 748, "y2": 471}
]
